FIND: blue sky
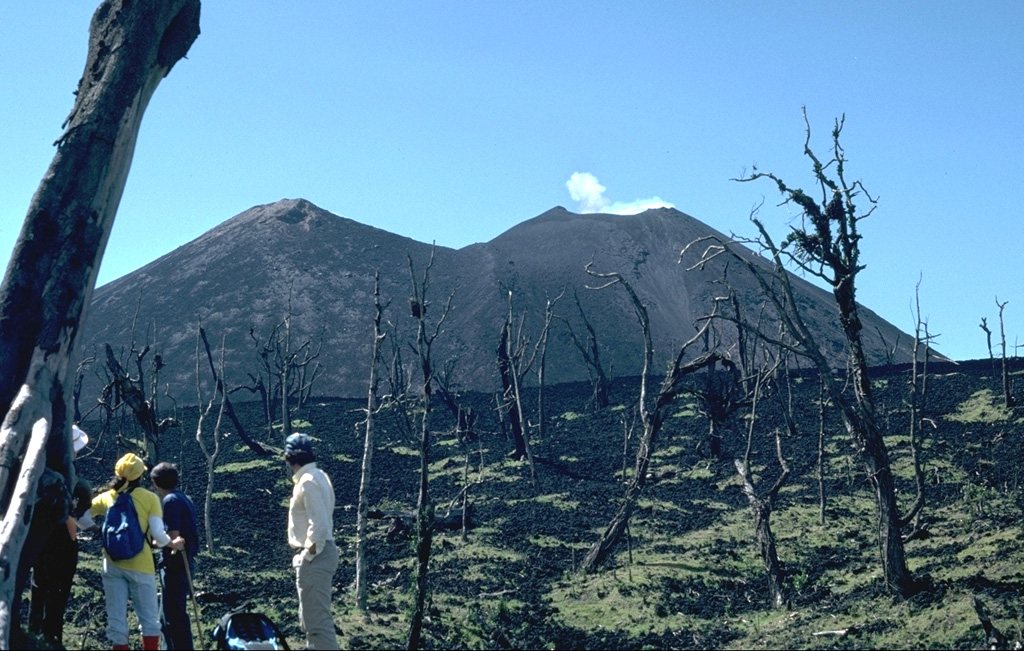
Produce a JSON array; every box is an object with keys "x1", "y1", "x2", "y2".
[{"x1": 2, "y1": 1, "x2": 1022, "y2": 362}]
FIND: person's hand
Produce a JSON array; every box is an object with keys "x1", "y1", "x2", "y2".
[{"x1": 169, "y1": 536, "x2": 185, "y2": 551}]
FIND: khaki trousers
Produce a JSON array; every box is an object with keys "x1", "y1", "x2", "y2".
[{"x1": 295, "y1": 539, "x2": 339, "y2": 650}]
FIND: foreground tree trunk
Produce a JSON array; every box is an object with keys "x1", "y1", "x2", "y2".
[
  {"x1": 0, "y1": 2, "x2": 200, "y2": 647},
  {"x1": 683, "y1": 108, "x2": 919, "y2": 596}
]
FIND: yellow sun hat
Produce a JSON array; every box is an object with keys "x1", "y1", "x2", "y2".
[{"x1": 114, "y1": 453, "x2": 145, "y2": 481}]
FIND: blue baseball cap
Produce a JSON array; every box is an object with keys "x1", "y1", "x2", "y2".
[{"x1": 284, "y1": 432, "x2": 313, "y2": 456}]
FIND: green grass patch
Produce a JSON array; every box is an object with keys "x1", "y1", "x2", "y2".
[
  {"x1": 509, "y1": 491, "x2": 581, "y2": 512},
  {"x1": 215, "y1": 458, "x2": 275, "y2": 474},
  {"x1": 672, "y1": 403, "x2": 700, "y2": 418},
  {"x1": 388, "y1": 445, "x2": 419, "y2": 456},
  {"x1": 683, "y1": 460, "x2": 715, "y2": 480},
  {"x1": 946, "y1": 389, "x2": 1012, "y2": 423}
]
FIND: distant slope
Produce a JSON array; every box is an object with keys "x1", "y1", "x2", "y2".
[{"x1": 82, "y1": 199, "x2": 919, "y2": 401}]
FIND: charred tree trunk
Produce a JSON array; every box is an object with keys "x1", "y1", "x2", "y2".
[
  {"x1": 996, "y1": 298, "x2": 1014, "y2": 409},
  {"x1": 564, "y1": 290, "x2": 610, "y2": 410},
  {"x1": 734, "y1": 366, "x2": 789, "y2": 610},
  {"x1": 734, "y1": 460, "x2": 787, "y2": 609},
  {"x1": 195, "y1": 328, "x2": 226, "y2": 553},
  {"x1": 685, "y1": 109, "x2": 920, "y2": 596},
  {"x1": 405, "y1": 252, "x2": 452, "y2": 650},
  {"x1": 104, "y1": 343, "x2": 171, "y2": 460},
  {"x1": 834, "y1": 269, "x2": 917, "y2": 595},
  {"x1": 496, "y1": 323, "x2": 527, "y2": 460},
  {"x1": 355, "y1": 272, "x2": 387, "y2": 613},
  {"x1": 578, "y1": 265, "x2": 721, "y2": 574},
  {"x1": 0, "y1": 3, "x2": 200, "y2": 646},
  {"x1": 901, "y1": 282, "x2": 931, "y2": 538},
  {"x1": 817, "y1": 379, "x2": 827, "y2": 525},
  {"x1": 684, "y1": 109, "x2": 925, "y2": 597}
]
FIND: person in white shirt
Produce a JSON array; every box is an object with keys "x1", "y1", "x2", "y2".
[{"x1": 285, "y1": 433, "x2": 340, "y2": 650}]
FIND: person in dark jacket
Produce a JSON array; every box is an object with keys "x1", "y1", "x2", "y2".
[
  {"x1": 150, "y1": 461, "x2": 199, "y2": 651},
  {"x1": 28, "y1": 425, "x2": 92, "y2": 649}
]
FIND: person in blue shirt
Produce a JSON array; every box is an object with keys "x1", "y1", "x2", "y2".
[{"x1": 150, "y1": 462, "x2": 199, "y2": 650}]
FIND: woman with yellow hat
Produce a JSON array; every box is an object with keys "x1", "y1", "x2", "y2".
[{"x1": 81, "y1": 453, "x2": 184, "y2": 651}]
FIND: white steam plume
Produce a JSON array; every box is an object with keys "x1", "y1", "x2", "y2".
[{"x1": 566, "y1": 172, "x2": 673, "y2": 215}]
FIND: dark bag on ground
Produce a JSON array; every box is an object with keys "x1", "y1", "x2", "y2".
[
  {"x1": 101, "y1": 487, "x2": 146, "y2": 561},
  {"x1": 212, "y1": 611, "x2": 290, "y2": 650}
]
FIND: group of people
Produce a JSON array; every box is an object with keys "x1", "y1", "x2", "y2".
[{"x1": 30, "y1": 430, "x2": 339, "y2": 650}]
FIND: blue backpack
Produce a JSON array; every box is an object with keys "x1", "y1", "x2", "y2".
[{"x1": 101, "y1": 487, "x2": 147, "y2": 561}]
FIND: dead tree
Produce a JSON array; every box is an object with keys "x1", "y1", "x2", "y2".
[
  {"x1": 103, "y1": 342, "x2": 178, "y2": 461},
  {"x1": 692, "y1": 354, "x2": 744, "y2": 459},
  {"x1": 562, "y1": 289, "x2": 611, "y2": 410},
  {"x1": 996, "y1": 298, "x2": 1014, "y2": 408},
  {"x1": 0, "y1": 3, "x2": 199, "y2": 646},
  {"x1": 245, "y1": 307, "x2": 326, "y2": 442},
  {"x1": 495, "y1": 289, "x2": 551, "y2": 477},
  {"x1": 495, "y1": 322, "x2": 525, "y2": 460},
  {"x1": 578, "y1": 265, "x2": 722, "y2": 574},
  {"x1": 733, "y1": 363, "x2": 789, "y2": 609},
  {"x1": 902, "y1": 279, "x2": 933, "y2": 539},
  {"x1": 435, "y1": 361, "x2": 477, "y2": 446},
  {"x1": 406, "y1": 251, "x2": 453, "y2": 650},
  {"x1": 816, "y1": 378, "x2": 828, "y2": 524},
  {"x1": 682, "y1": 108, "x2": 921, "y2": 596},
  {"x1": 534, "y1": 292, "x2": 563, "y2": 442},
  {"x1": 71, "y1": 355, "x2": 96, "y2": 424},
  {"x1": 195, "y1": 327, "x2": 227, "y2": 552},
  {"x1": 433, "y1": 356, "x2": 485, "y2": 543},
  {"x1": 355, "y1": 272, "x2": 389, "y2": 613},
  {"x1": 198, "y1": 328, "x2": 267, "y2": 457},
  {"x1": 980, "y1": 317, "x2": 995, "y2": 374}
]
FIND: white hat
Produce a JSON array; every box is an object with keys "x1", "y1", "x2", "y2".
[{"x1": 72, "y1": 425, "x2": 89, "y2": 453}]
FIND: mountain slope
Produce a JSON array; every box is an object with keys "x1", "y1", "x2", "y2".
[{"x1": 82, "y1": 199, "x2": 918, "y2": 401}]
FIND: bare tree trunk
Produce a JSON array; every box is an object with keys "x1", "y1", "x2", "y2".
[
  {"x1": 997, "y1": 298, "x2": 1014, "y2": 408},
  {"x1": 817, "y1": 379, "x2": 827, "y2": 525},
  {"x1": 280, "y1": 302, "x2": 293, "y2": 440},
  {"x1": 564, "y1": 290, "x2": 611, "y2": 410},
  {"x1": 496, "y1": 322, "x2": 527, "y2": 460},
  {"x1": 0, "y1": 3, "x2": 199, "y2": 646},
  {"x1": 507, "y1": 344, "x2": 537, "y2": 484},
  {"x1": 535, "y1": 293, "x2": 562, "y2": 442},
  {"x1": 578, "y1": 265, "x2": 720, "y2": 573},
  {"x1": 104, "y1": 343, "x2": 172, "y2": 461},
  {"x1": 834, "y1": 269, "x2": 918, "y2": 595},
  {"x1": 980, "y1": 317, "x2": 995, "y2": 374},
  {"x1": 405, "y1": 252, "x2": 452, "y2": 650},
  {"x1": 196, "y1": 328, "x2": 228, "y2": 552},
  {"x1": 734, "y1": 366, "x2": 789, "y2": 610},
  {"x1": 902, "y1": 281, "x2": 932, "y2": 537},
  {"x1": 355, "y1": 273, "x2": 387, "y2": 613}
]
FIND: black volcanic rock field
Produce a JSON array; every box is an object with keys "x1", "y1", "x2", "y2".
[{"x1": 57, "y1": 358, "x2": 1024, "y2": 650}]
